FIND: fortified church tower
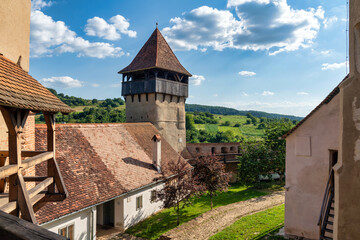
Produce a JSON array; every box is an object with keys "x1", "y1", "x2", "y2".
[{"x1": 119, "y1": 27, "x2": 191, "y2": 153}]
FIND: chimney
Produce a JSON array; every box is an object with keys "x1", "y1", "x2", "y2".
[{"x1": 152, "y1": 134, "x2": 161, "y2": 173}]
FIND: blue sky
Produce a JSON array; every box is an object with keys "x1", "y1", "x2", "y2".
[{"x1": 29, "y1": 0, "x2": 348, "y2": 117}]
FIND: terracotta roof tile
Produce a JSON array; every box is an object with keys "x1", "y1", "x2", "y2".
[
  {"x1": 35, "y1": 123, "x2": 188, "y2": 224},
  {"x1": 0, "y1": 55, "x2": 73, "y2": 113},
  {"x1": 119, "y1": 28, "x2": 191, "y2": 76}
]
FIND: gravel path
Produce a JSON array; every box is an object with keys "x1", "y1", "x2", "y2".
[{"x1": 161, "y1": 191, "x2": 285, "y2": 240}]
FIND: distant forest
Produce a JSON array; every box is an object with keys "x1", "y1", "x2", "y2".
[
  {"x1": 185, "y1": 104, "x2": 302, "y2": 121},
  {"x1": 38, "y1": 89, "x2": 302, "y2": 125}
]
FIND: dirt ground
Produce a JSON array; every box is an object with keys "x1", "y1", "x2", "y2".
[
  {"x1": 105, "y1": 191, "x2": 285, "y2": 240},
  {"x1": 162, "y1": 191, "x2": 285, "y2": 240}
]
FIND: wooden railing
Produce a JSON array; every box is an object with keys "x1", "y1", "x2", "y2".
[
  {"x1": 318, "y1": 169, "x2": 334, "y2": 239},
  {"x1": 0, "y1": 107, "x2": 68, "y2": 224}
]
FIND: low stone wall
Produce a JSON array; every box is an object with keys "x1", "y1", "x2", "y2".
[{"x1": 187, "y1": 142, "x2": 240, "y2": 156}]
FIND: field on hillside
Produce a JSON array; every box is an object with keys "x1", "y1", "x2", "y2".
[{"x1": 195, "y1": 114, "x2": 265, "y2": 140}]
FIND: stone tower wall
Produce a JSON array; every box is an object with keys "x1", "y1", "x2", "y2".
[{"x1": 126, "y1": 93, "x2": 186, "y2": 153}]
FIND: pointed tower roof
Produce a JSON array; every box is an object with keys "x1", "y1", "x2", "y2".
[{"x1": 119, "y1": 28, "x2": 191, "y2": 76}]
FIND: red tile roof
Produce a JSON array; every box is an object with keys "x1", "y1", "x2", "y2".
[
  {"x1": 119, "y1": 28, "x2": 191, "y2": 76},
  {"x1": 283, "y1": 75, "x2": 348, "y2": 138},
  {"x1": 0, "y1": 55, "x2": 73, "y2": 113},
  {"x1": 35, "y1": 123, "x2": 189, "y2": 224}
]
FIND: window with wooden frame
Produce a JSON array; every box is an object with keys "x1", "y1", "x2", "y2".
[
  {"x1": 150, "y1": 190, "x2": 157, "y2": 202},
  {"x1": 136, "y1": 196, "x2": 143, "y2": 210},
  {"x1": 58, "y1": 224, "x2": 74, "y2": 240}
]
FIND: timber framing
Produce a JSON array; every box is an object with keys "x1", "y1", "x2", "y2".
[{"x1": 0, "y1": 106, "x2": 67, "y2": 224}]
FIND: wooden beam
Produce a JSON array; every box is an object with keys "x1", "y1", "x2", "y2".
[
  {"x1": 0, "y1": 151, "x2": 47, "y2": 158},
  {"x1": 0, "y1": 152, "x2": 52, "y2": 180},
  {"x1": 49, "y1": 158, "x2": 68, "y2": 197},
  {"x1": 21, "y1": 152, "x2": 53, "y2": 170},
  {"x1": 0, "y1": 108, "x2": 29, "y2": 206},
  {"x1": 0, "y1": 157, "x2": 8, "y2": 192},
  {"x1": 23, "y1": 176, "x2": 48, "y2": 182},
  {"x1": 0, "y1": 210, "x2": 66, "y2": 240},
  {"x1": 44, "y1": 113, "x2": 56, "y2": 193},
  {"x1": 0, "y1": 201, "x2": 17, "y2": 214},
  {"x1": 17, "y1": 173, "x2": 37, "y2": 224},
  {"x1": 28, "y1": 178, "x2": 53, "y2": 199},
  {"x1": 0, "y1": 164, "x2": 18, "y2": 181}
]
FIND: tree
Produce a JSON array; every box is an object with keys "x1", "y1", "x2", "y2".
[
  {"x1": 264, "y1": 120, "x2": 294, "y2": 181},
  {"x1": 193, "y1": 155, "x2": 230, "y2": 210},
  {"x1": 155, "y1": 158, "x2": 199, "y2": 226},
  {"x1": 238, "y1": 140, "x2": 275, "y2": 185},
  {"x1": 222, "y1": 120, "x2": 231, "y2": 126}
]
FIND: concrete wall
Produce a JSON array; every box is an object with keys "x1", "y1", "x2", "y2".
[
  {"x1": 285, "y1": 94, "x2": 340, "y2": 239},
  {"x1": 0, "y1": 0, "x2": 31, "y2": 72},
  {"x1": 126, "y1": 93, "x2": 186, "y2": 153},
  {"x1": 42, "y1": 207, "x2": 97, "y2": 240}
]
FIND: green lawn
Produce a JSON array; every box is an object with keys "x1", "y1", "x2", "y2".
[
  {"x1": 125, "y1": 183, "x2": 268, "y2": 239},
  {"x1": 209, "y1": 204, "x2": 285, "y2": 240}
]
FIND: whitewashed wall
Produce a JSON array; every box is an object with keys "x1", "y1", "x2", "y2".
[
  {"x1": 120, "y1": 183, "x2": 164, "y2": 230},
  {"x1": 41, "y1": 206, "x2": 97, "y2": 240}
]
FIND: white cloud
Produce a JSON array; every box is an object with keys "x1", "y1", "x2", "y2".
[
  {"x1": 190, "y1": 75, "x2": 205, "y2": 86},
  {"x1": 91, "y1": 83, "x2": 100, "y2": 87},
  {"x1": 85, "y1": 15, "x2": 136, "y2": 41},
  {"x1": 239, "y1": 71, "x2": 256, "y2": 76},
  {"x1": 323, "y1": 16, "x2": 338, "y2": 29},
  {"x1": 41, "y1": 76, "x2": 83, "y2": 88},
  {"x1": 162, "y1": 1, "x2": 323, "y2": 55},
  {"x1": 321, "y1": 62, "x2": 346, "y2": 70},
  {"x1": 297, "y1": 92, "x2": 309, "y2": 95},
  {"x1": 262, "y1": 91, "x2": 274, "y2": 96},
  {"x1": 213, "y1": 94, "x2": 218, "y2": 97},
  {"x1": 30, "y1": 1, "x2": 125, "y2": 58},
  {"x1": 31, "y1": 0, "x2": 52, "y2": 11},
  {"x1": 242, "y1": 92, "x2": 249, "y2": 96}
]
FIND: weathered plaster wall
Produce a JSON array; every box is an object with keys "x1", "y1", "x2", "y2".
[
  {"x1": 285, "y1": 94, "x2": 340, "y2": 239},
  {"x1": 42, "y1": 207, "x2": 97, "y2": 240},
  {"x1": 335, "y1": 2, "x2": 360, "y2": 238},
  {"x1": 0, "y1": 0, "x2": 31, "y2": 72},
  {"x1": 126, "y1": 93, "x2": 186, "y2": 153},
  {"x1": 121, "y1": 183, "x2": 164, "y2": 231}
]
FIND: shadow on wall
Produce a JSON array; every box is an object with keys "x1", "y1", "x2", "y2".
[
  {"x1": 124, "y1": 209, "x2": 146, "y2": 230},
  {"x1": 123, "y1": 157, "x2": 154, "y2": 170},
  {"x1": 78, "y1": 233, "x2": 86, "y2": 240}
]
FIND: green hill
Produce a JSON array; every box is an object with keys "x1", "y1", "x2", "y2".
[{"x1": 185, "y1": 104, "x2": 302, "y2": 121}]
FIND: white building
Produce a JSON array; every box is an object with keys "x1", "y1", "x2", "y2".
[{"x1": 35, "y1": 123, "x2": 188, "y2": 239}]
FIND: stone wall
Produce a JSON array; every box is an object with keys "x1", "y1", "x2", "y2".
[
  {"x1": 125, "y1": 93, "x2": 186, "y2": 153},
  {"x1": 186, "y1": 142, "x2": 240, "y2": 156}
]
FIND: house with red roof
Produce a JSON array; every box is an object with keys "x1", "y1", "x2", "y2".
[{"x1": 32, "y1": 27, "x2": 193, "y2": 239}]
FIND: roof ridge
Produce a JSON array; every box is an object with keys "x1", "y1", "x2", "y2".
[{"x1": 155, "y1": 28, "x2": 159, "y2": 66}]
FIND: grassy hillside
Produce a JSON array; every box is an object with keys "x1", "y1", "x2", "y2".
[
  {"x1": 38, "y1": 89, "x2": 298, "y2": 141},
  {"x1": 195, "y1": 115, "x2": 265, "y2": 140},
  {"x1": 186, "y1": 104, "x2": 302, "y2": 121}
]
